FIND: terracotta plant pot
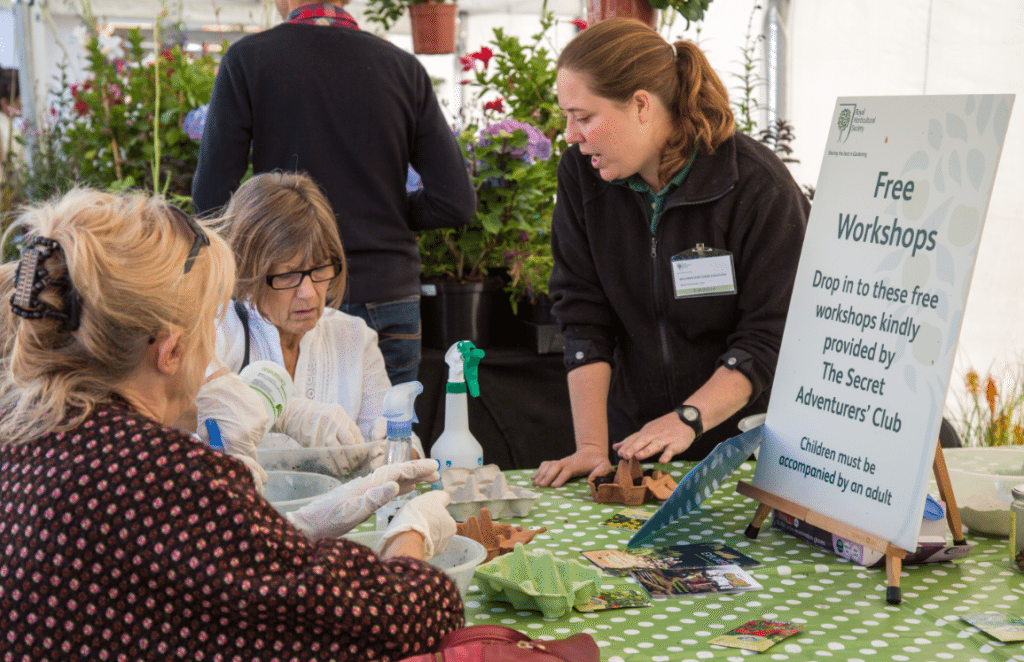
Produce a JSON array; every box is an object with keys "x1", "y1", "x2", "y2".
[
  {"x1": 586, "y1": 0, "x2": 657, "y2": 28},
  {"x1": 409, "y1": 2, "x2": 458, "y2": 55}
]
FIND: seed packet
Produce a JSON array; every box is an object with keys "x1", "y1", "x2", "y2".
[
  {"x1": 581, "y1": 542, "x2": 759, "y2": 573},
  {"x1": 708, "y1": 619, "x2": 803, "y2": 651},
  {"x1": 599, "y1": 507, "x2": 651, "y2": 531},
  {"x1": 961, "y1": 613, "x2": 1024, "y2": 642},
  {"x1": 630, "y1": 565, "x2": 761, "y2": 598},
  {"x1": 574, "y1": 588, "x2": 653, "y2": 612}
]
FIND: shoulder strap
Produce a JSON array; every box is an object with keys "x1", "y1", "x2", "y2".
[{"x1": 233, "y1": 299, "x2": 251, "y2": 370}]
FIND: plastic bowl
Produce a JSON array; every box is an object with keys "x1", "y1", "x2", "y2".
[
  {"x1": 945, "y1": 447, "x2": 1024, "y2": 536},
  {"x1": 258, "y1": 440, "x2": 387, "y2": 483},
  {"x1": 263, "y1": 470, "x2": 342, "y2": 515},
  {"x1": 343, "y1": 530, "x2": 486, "y2": 599}
]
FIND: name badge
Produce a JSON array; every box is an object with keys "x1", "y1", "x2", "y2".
[{"x1": 671, "y1": 244, "x2": 737, "y2": 298}]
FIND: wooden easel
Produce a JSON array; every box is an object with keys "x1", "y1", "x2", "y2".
[{"x1": 736, "y1": 440, "x2": 967, "y2": 605}]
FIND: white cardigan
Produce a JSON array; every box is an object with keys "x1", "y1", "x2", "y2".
[{"x1": 215, "y1": 303, "x2": 392, "y2": 441}]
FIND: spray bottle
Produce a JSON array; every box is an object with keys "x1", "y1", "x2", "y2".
[
  {"x1": 381, "y1": 380, "x2": 424, "y2": 465},
  {"x1": 376, "y1": 380, "x2": 427, "y2": 530},
  {"x1": 430, "y1": 340, "x2": 485, "y2": 482}
]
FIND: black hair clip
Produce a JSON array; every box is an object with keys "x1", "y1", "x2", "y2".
[{"x1": 9, "y1": 236, "x2": 82, "y2": 332}]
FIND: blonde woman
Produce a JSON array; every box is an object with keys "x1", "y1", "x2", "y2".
[{"x1": 0, "y1": 189, "x2": 461, "y2": 660}]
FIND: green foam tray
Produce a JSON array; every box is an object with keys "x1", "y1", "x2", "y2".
[{"x1": 473, "y1": 542, "x2": 601, "y2": 618}]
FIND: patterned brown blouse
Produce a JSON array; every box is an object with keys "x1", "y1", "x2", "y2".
[{"x1": 0, "y1": 402, "x2": 463, "y2": 661}]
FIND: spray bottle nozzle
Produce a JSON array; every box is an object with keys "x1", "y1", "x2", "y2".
[
  {"x1": 445, "y1": 340, "x2": 485, "y2": 397},
  {"x1": 381, "y1": 380, "x2": 423, "y2": 440},
  {"x1": 459, "y1": 341, "x2": 485, "y2": 397}
]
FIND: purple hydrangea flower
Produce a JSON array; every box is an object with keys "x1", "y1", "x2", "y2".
[
  {"x1": 406, "y1": 166, "x2": 423, "y2": 192},
  {"x1": 182, "y1": 104, "x2": 209, "y2": 141},
  {"x1": 478, "y1": 118, "x2": 552, "y2": 164}
]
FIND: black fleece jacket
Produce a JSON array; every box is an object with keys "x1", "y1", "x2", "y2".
[
  {"x1": 192, "y1": 23, "x2": 475, "y2": 304},
  {"x1": 550, "y1": 132, "x2": 810, "y2": 460}
]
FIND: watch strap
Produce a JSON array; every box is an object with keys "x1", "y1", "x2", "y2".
[{"x1": 674, "y1": 404, "x2": 703, "y2": 439}]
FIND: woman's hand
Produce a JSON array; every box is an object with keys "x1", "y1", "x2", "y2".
[
  {"x1": 532, "y1": 446, "x2": 612, "y2": 488},
  {"x1": 613, "y1": 412, "x2": 696, "y2": 464},
  {"x1": 195, "y1": 372, "x2": 272, "y2": 492},
  {"x1": 380, "y1": 530, "x2": 427, "y2": 561},
  {"x1": 286, "y1": 459, "x2": 439, "y2": 541},
  {"x1": 274, "y1": 398, "x2": 362, "y2": 448},
  {"x1": 378, "y1": 490, "x2": 456, "y2": 560}
]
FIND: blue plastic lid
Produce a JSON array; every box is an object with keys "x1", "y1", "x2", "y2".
[{"x1": 387, "y1": 419, "x2": 413, "y2": 439}]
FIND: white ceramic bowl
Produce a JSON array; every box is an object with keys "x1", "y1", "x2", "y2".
[
  {"x1": 944, "y1": 447, "x2": 1024, "y2": 536},
  {"x1": 343, "y1": 530, "x2": 487, "y2": 599},
  {"x1": 263, "y1": 470, "x2": 342, "y2": 515}
]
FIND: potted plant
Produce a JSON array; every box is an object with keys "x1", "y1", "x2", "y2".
[
  {"x1": 415, "y1": 9, "x2": 568, "y2": 350},
  {"x1": 49, "y1": 18, "x2": 216, "y2": 202},
  {"x1": 363, "y1": 0, "x2": 459, "y2": 54},
  {"x1": 417, "y1": 117, "x2": 555, "y2": 349},
  {"x1": 457, "y1": 8, "x2": 566, "y2": 306},
  {"x1": 586, "y1": 0, "x2": 713, "y2": 28}
]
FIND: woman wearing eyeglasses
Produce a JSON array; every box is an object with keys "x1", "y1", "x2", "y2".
[
  {"x1": 205, "y1": 171, "x2": 424, "y2": 475},
  {"x1": 0, "y1": 188, "x2": 463, "y2": 659}
]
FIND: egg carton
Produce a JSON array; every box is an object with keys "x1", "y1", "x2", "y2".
[
  {"x1": 474, "y1": 543, "x2": 601, "y2": 619},
  {"x1": 587, "y1": 457, "x2": 677, "y2": 506},
  {"x1": 441, "y1": 464, "x2": 540, "y2": 520},
  {"x1": 456, "y1": 506, "x2": 547, "y2": 562}
]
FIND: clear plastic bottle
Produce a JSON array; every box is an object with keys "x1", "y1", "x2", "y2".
[
  {"x1": 381, "y1": 381, "x2": 424, "y2": 465},
  {"x1": 1011, "y1": 484, "x2": 1024, "y2": 571}
]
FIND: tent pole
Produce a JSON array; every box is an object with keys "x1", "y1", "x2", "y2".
[{"x1": 14, "y1": 0, "x2": 39, "y2": 168}]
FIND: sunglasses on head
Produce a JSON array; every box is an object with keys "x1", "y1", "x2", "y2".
[{"x1": 168, "y1": 205, "x2": 210, "y2": 274}]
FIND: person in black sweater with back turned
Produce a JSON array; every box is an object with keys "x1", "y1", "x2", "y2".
[{"x1": 192, "y1": 0, "x2": 475, "y2": 385}]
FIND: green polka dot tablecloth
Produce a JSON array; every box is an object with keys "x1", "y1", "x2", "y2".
[{"x1": 453, "y1": 462, "x2": 1024, "y2": 661}]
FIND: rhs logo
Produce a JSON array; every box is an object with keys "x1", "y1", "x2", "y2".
[{"x1": 837, "y1": 103, "x2": 857, "y2": 143}]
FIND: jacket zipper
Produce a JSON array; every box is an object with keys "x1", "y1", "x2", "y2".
[{"x1": 650, "y1": 184, "x2": 735, "y2": 409}]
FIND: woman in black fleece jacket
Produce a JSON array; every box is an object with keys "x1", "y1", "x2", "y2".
[{"x1": 533, "y1": 19, "x2": 810, "y2": 488}]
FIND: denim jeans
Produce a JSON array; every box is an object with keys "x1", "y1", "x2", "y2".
[{"x1": 340, "y1": 295, "x2": 421, "y2": 385}]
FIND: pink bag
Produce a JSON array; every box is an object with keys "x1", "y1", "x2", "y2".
[{"x1": 398, "y1": 624, "x2": 600, "y2": 662}]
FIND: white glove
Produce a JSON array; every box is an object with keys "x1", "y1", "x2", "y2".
[
  {"x1": 366, "y1": 458, "x2": 441, "y2": 496},
  {"x1": 196, "y1": 372, "x2": 270, "y2": 493},
  {"x1": 286, "y1": 459, "x2": 441, "y2": 541},
  {"x1": 273, "y1": 397, "x2": 362, "y2": 448},
  {"x1": 378, "y1": 489, "x2": 456, "y2": 560}
]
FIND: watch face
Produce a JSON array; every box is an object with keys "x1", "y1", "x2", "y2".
[{"x1": 683, "y1": 407, "x2": 698, "y2": 421}]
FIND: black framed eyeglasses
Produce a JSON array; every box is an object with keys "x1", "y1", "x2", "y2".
[
  {"x1": 265, "y1": 262, "x2": 343, "y2": 290},
  {"x1": 169, "y1": 205, "x2": 210, "y2": 274}
]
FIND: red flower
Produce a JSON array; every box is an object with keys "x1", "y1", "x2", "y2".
[
  {"x1": 472, "y1": 46, "x2": 494, "y2": 68},
  {"x1": 74, "y1": 100, "x2": 90, "y2": 116},
  {"x1": 483, "y1": 98, "x2": 504, "y2": 113},
  {"x1": 459, "y1": 54, "x2": 475, "y2": 72},
  {"x1": 986, "y1": 377, "x2": 999, "y2": 416},
  {"x1": 571, "y1": 18, "x2": 588, "y2": 30}
]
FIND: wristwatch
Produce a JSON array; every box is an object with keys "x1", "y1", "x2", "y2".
[{"x1": 674, "y1": 404, "x2": 703, "y2": 440}]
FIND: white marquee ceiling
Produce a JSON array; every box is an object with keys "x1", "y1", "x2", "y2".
[{"x1": 76, "y1": 0, "x2": 587, "y2": 32}]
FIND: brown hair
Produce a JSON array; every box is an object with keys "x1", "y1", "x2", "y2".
[
  {"x1": 218, "y1": 171, "x2": 347, "y2": 309},
  {"x1": 0, "y1": 188, "x2": 235, "y2": 445},
  {"x1": 557, "y1": 18, "x2": 735, "y2": 187}
]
